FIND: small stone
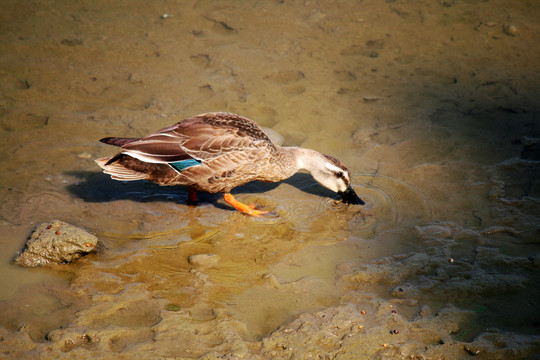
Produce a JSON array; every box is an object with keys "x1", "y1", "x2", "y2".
[
  {"x1": 188, "y1": 254, "x2": 220, "y2": 268},
  {"x1": 361, "y1": 310, "x2": 367, "y2": 315},
  {"x1": 464, "y1": 345, "x2": 481, "y2": 355},
  {"x1": 363, "y1": 95, "x2": 380, "y2": 102},
  {"x1": 165, "y1": 304, "x2": 181, "y2": 312},
  {"x1": 13, "y1": 220, "x2": 98, "y2": 267},
  {"x1": 77, "y1": 152, "x2": 92, "y2": 159},
  {"x1": 502, "y1": 24, "x2": 517, "y2": 36}
]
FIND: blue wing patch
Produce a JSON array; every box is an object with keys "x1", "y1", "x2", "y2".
[{"x1": 169, "y1": 159, "x2": 202, "y2": 172}]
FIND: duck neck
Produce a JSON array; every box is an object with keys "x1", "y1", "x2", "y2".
[{"x1": 278, "y1": 146, "x2": 322, "y2": 177}]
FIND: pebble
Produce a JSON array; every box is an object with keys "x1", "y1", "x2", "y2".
[
  {"x1": 503, "y1": 24, "x2": 517, "y2": 36},
  {"x1": 165, "y1": 304, "x2": 181, "y2": 312},
  {"x1": 363, "y1": 96, "x2": 380, "y2": 102},
  {"x1": 188, "y1": 254, "x2": 220, "y2": 268},
  {"x1": 77, "y1": 152, "x2": 92, "y2": 159},
  {"x1": 464, "y1": 345, "x2": 481, "y2": 355}
]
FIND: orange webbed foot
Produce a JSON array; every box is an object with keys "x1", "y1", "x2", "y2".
[{"x1": 223, "y1": 193, "x2": 269, "y2": 217}]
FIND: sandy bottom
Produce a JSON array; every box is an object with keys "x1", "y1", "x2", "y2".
[{"x1": 1, "y1": 0, "x2": 539, "y2": 359}]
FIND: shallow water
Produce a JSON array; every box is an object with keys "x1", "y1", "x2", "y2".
[{"x1": 1, "y1": 0, "x2": 539, "y2": 358}]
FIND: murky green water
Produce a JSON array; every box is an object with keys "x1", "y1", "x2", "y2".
[{"x1": 1, "y1": 0, "x2": 539, "y2": 358}]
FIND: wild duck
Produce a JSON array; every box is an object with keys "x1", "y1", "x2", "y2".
[{"x1": 95, "y1": 112, "x2": 364, "y2": 216}]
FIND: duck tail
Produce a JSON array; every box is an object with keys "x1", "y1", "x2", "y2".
[
  {"x1": 95, "y1": 157, "x2": 112, "y2": 169},
  {"x1": 95, "y1": 156, "x2": 148, "y2": 181},
  {"x1": 100, "y1": 137, "x2": 139, "y2": 147}
]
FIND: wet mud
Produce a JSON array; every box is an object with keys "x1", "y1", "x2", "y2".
[{"x1": 1, "y1": 0, "x2": 539, "y2": 359}]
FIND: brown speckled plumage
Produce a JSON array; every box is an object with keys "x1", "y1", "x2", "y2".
[{"x1": 96, "y1": 112, "x2": 363, "y2": 211}]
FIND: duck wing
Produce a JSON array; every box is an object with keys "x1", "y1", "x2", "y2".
[
  {"x1": 98, "y1": 113, "x2": 276, "y2": 191},
  {"x1": 118, "y1": 132, "x2": 193, "y2": 164},
  {"x1": 118, "y1": 113, "x2": 274, "y2": 167}
]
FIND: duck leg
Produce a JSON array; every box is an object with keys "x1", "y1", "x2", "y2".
[
  {"x1": 187, "y1": 186, "x2": 198, "y2": 205},
  {"x1": 223, "y1": 193, "x2": 268, "y2": 217}
]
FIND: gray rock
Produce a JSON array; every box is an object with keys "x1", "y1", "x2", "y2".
[{"x1": 14, "y1": 220, "x2": 98, "y2": 267}]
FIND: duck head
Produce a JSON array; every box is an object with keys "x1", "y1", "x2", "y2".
[{"x1": 297, "y1": 150, "x2": 365, "y2": 205}]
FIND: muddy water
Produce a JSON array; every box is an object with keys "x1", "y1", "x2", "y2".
[{"x1": 1, "y1": 0, "x2": 540, "y2": 358}]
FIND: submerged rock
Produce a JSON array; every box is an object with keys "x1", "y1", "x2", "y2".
[
  {"x1": 13, "y1": 220, "x2": 98, "y2": 267},
  {"x1": 188, "y1": 253, "x2": 220, "y2": 268}
]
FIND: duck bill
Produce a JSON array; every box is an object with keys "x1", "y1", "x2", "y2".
[{"x1": 338, "y1": 187, "x2": 365, "y2": 205}]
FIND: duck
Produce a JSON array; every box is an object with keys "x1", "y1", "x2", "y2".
[{"x1": 95, "y1": 112, "x2": 364, "y2": 216}]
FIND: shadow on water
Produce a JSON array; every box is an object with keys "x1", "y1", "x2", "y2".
[{"x1": 65, "y1": 171, "x2": 340, "y2": 207}]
